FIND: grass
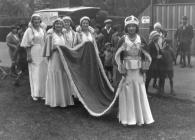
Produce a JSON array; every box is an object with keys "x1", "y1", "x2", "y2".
[{"x1": 0, "y1": 75, "x2": 195, "y2": 140}]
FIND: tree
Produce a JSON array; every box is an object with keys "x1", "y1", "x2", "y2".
[{"x1": 0, "y1": 0, "x2": 34, "y2": 17}]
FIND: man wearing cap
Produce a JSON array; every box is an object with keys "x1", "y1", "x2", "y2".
[
  {"x1": 101, "y1": 19, "x2": 115, "y2": 44},
  {"x1": 6, "y1": 25, "x2": 20, "y2": 75},
  {"x1": 175, "y1": 16, "x2": 194, "y2": 68}
]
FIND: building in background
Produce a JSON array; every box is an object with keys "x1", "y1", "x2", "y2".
[{"x1": 139, "y1": 0, "x2": 195, "y2": 53}]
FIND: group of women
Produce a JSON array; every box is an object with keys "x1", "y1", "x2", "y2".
[{"x1": 21, "y1": 13, "x2": 154, "y2": 126}]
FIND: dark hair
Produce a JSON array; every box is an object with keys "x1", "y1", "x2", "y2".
[
  {"x1": 10, "y1": 25, "x2": 18, "y2": 30},
  {"x1": 113, "y1": 24, "x2": 123, "y2": 32},
  {"x1": 53, "y1": 20, "x2": 63, "y2": 31},
  {"x1": 124, "y1": 24, "x2": 139, "y2": 33},
  {"x1": 94, "y1": 24, "x2": 102, "y2": 30}
]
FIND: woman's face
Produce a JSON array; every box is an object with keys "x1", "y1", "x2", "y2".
[
  {"x1": 32, "y1": 16, "x2": 41, "y2": 28},
  {"x1": 126, "y1": 24, "x2": 137, "y2": 35},
  {"x1": 94, "y1": 27, "x2": 100, "y2": 34},
  {"x1": 54, "y1": 20, "x2": 63, "y2": 32},
  {"x1": 81, "y1": 19, "x2": 89, "y2": 31},
  {"x1": 63, "y1": 19, "x2": 71, "y2": 29},
  {"x1": 106, "y1": 23, "x2": 112, "y2": 29},
  {"x1": 155, "y1": 27, "x2": 161, "y2": 33}
]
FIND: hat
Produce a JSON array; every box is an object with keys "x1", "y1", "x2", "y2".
[
  {"x1": 80, "y1": 16, "x2": 90, "y2": 24},
  {"x1": 105, "y1": 42, "x2": 112, "y2": 46},
  {"x1": 53, "y1": 18, "x2": 63, "y2": 25},
  {"x1": 62, "y1": 16, "x2": 72, "y2": 22},
  {"x1": 124, "y1": 15, "x2": 139, "y2": 27},
  {"x1": 104, "y1": 19, "x2": 112, "y2": 24},
  {"x1": 182, "y1": 16, "x2": 188, "y2": 20},
  {"x1": 30, "y1": 13, "x2": 41, "y2": 23},
  {"x1": 31, "y1": 13, "x2": 41, "y2": 18},
  {"x1": 149, "y1": 30, "x2": 160, "y2": 41},
  {"x1": 154, "y1": 22, "x2": 162, "y2": 29},
  {"x1": 10, "y1": 25, "x2": 18, "y2": 30}
]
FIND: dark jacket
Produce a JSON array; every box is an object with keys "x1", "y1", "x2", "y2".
[
  {"x1": 101, "y1": 27, "x2": 115, "y2": 43},
  {"x1": 148, "y1": 41, "x2": 162, "y2": 71},
  {"x1": 175, "y1": 24, "x2": 194, "y2": 44},
  {"x1": 161, "y1": 46, "x2": 175, "y2": 71},
  {"x1": 95, "y1": 32, "x2": 105, "y2": 53}
]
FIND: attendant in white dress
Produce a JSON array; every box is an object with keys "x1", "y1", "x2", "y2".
[
  {"x1": 76, "y1": 16, "x2": 105, "y2": 70},
  {"x1": 115, "y1": 15, "x2": 154, "y2": 126},
  {"x1": 62, "y1": 16, "x2": 77, "y2": 48},
  {"x1": 21, "y1": 14, "x2": 47, "y2": 101},
  {"x1": 43, "y1": 18, "x2": 74, "y2": 107},
  {"x1": 76, "y1": 16, "x2": 95, "y2": 44}
]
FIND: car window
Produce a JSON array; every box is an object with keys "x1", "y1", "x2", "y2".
[{"x1": 37, "y1": 11, "x2": 58, "y2": 26}]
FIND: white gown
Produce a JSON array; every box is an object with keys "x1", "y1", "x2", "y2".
[
  {"x1": 45, "y1": 32, "x2": 74, "y2": 107},
  {"x1": 21, "y1": 27, "x2": 47, "y2": 99},
  {"x1": 115, "y1": 34, "x2": 154, "y2": 125}
]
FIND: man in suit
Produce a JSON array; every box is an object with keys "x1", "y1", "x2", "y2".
[
  {"x1": 6, "y1": 25, "x2": 20, "y2": 75},
  {"x1": 175, "y1": 16, "x2": 194, "y2": 68},
  {"x1": 101, "y1": 19, "x2": 115, "y2": 44}
]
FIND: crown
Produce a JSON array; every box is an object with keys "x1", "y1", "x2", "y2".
[{"x1": 124, "y1": 15, "x2": 139, "y2": 26}]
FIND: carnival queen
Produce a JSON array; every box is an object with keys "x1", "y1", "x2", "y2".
[{"x1": 115, "y1": 15, "x2": 154, "y2": 126}]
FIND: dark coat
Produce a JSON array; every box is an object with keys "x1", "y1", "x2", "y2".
[
  {"x1": 147, "y1": 41, "x2": 163, "y2": 78},
  {"x1": 175, "y1": 25, "x2": 194, "y2": 44},
  {"x1": 95, "y1": 32, "x2": 105, "y2": 52},
  {"x1": 161, "y1": 46, "x2": 175, "y2": 71},
  {"x1": 101, "y1": 27, "x2": 115, "y2": 43}
]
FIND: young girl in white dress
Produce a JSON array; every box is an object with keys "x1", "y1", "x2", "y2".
[{"x1": 115, "y1": 15, "x2": 154, "y2": 126}]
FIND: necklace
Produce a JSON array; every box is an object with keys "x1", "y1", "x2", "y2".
[{"x1": 127, "y1": 34, "x2": 136, "y2": 42}]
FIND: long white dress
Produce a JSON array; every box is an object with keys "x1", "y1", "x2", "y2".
[
  {"x1": 115, "y1": 34, "x2": 154, "y2": 125},
  {"x1": 21, "y1": 27, "x2": 47, "y2": 99},
  {"x1": 45, "y1": 32, "x2": 74, "y2": 107}
]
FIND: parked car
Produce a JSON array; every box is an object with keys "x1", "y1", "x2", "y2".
[{"x1": 34, "y1": 6, "x2": 100, "y2": 28}]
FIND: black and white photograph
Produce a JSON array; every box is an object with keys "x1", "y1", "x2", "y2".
[{"x1": 0, "y1": 0, "x2": 195, "y2": 139}]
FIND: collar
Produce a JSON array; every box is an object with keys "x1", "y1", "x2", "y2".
[
  {"x1": 182, "y1": 24, "x2": 189, "y2": 28},
  {"x1": 104, "y1": 26, "x2": 111, "y2": 33}
]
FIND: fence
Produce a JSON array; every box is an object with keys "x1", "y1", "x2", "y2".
[{"x1": 139, "y1": 3, "x2": 195, "y2": 54}]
